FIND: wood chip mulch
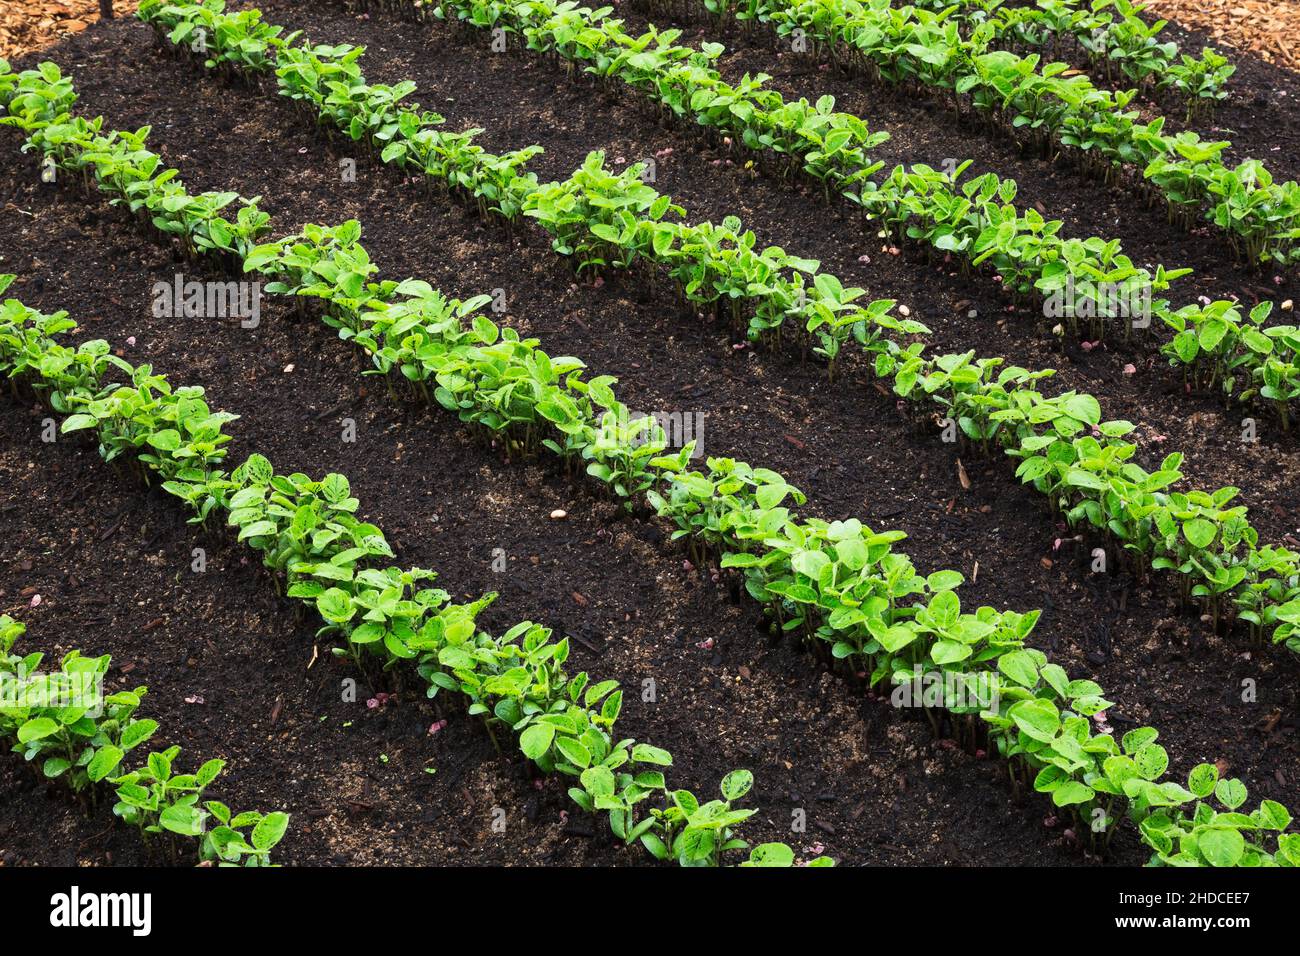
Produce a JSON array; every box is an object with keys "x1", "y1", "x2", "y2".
[
  {"x1": 0, "y1": 1, "x2": 139, "y2": 60},
  {"x1": 1146, "y1": 0, "x2": 1299, "y2": 69}
]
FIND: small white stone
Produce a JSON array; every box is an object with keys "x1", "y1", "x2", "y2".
[{"x1": 550, "y1": 509, "x2": 567, "y2": 520}]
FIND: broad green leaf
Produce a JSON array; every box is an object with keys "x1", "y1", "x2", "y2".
[
  {"x1": 17, "y1": 717, "x2": 58, "y2": 744},
  {"x1": 721, "y1": 769, "x2": 753, "y2": 801},
  {"x1": 743, "y1": 842, "x2": 795, "y2": 867},
  {"x1": 519, "y1": 723, "x2": 555, "y2": 762},
  {"x1": 86, "y1": 745, "x2": 124, "y2": 783},
  {"x1": 252, "y1": 811, "x2": 290, "y2": 851},
  {"x1": 1198, "y1": 827, "x2": 1245, "y2": 867}
]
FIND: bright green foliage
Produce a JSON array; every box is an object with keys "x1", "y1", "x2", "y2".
[
  {"x1": 159, "y1": 0, "x2": 290, "y2": 75},
  {"x1": 1136, "y1": 761, "x2": 1300, "y2": 867},
  {"x1": 918, "y1": 0, "x2": 1233, "y2": 102},
  {"x1": 1161, "y1": 300, "x2": 1300, "y2": 430},
  {"x1": 201, "y1": 804, "x2": 291, "y2": 866},
  {"x1": 638, "y1": 770, "x2": 765, "y2": 866},
  {"x1": 0, "y1": 614, "x2": 285, "y2": 865},
  {"x1": 0, "y1": 618, "x2": 153, "y2": 792}
]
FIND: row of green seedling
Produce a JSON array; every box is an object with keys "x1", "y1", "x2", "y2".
[
  {"x1": 0, "y1": 614, "x2": 287, "y2": 866},
  {"x1": 878, "y1": 0, "x2": 1232, "y2": 103}
]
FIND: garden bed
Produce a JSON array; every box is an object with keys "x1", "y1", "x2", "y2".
[{"x1": 1, "y1": 0, "x2": 1297, "y2": 867}]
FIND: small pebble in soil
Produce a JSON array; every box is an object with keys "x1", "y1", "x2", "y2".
[{"x1": 549, "y1": 509, "x2": 567, "y2": 520}]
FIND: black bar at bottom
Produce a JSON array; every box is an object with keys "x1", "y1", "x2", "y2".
[{"x1": 0, "y1": 864, "x2": 1284, "y2": 938}]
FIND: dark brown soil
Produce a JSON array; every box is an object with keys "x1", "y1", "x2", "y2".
[{"x1": 0, "y1": 0, "x2": 1296, "y2": 867}]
